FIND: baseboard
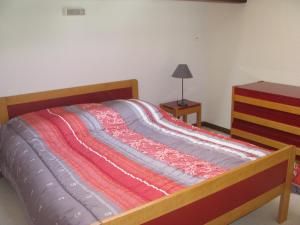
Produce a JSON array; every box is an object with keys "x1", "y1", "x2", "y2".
[{"x1": 201, "y1": 121, "x2": 230, "y2": 134}]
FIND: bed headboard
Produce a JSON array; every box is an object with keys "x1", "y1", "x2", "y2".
[{"x1": 0, "y1": 79, "x2": 138, "y2": 124}]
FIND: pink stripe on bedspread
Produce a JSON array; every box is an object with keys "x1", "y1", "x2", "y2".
[
  {"x1": 35, "y1": 108, "x2": 184, "y2": 201},
  {"x1": 22, "y1": 113, "x2": 147, "y2": 210},
  {"x1": 48, "y1": 108, "x2": 180, "y2": 193},
  {"x1": 80, "y1": 104, "x2": 227, "y2": 179},
  {"x1": 131, "y1": 99, "x2": 266, "y2": 158}
]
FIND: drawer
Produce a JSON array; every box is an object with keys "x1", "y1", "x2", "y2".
[
  {"x1": 232, "y1": 81, "x2": 300, "y2": 160},
  {"x1": 232, "y1": 119, "x2": 300, "y2": 147},
  {"x1": 235, "y1": 85, "x2": 300, "y2": 107},
  {"x1": 232, "y1": 102, "x2": 300, "y2": 136}
]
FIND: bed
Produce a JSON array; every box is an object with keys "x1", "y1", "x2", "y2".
[{"x1": 0, "y1": 79, "x2": 296, "y2": 225}]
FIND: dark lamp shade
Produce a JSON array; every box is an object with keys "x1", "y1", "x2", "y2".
[{"x1": 172, "y1": 64, "x2": 193, "y2": 79}]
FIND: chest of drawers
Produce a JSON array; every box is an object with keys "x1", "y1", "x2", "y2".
[{"x1": 231, "y1": 81, "x2": 300, "y2": 160}]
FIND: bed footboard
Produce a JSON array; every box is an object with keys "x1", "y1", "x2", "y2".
[{"x1": 91, "y1": 145, "x2": 295, "y2": 225}]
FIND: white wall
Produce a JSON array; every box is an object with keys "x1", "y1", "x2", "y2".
[
  {"x1": 0, "y1": 0, "x2": 244, "y2": 123},
  {"x1": 205, "y1": 0, "x2": 300, "y2": 128},
  {"x1": 0, "y1": 0, "x2": 213, "y2": 103},
  {"x1": 1, "y1": 0, "x2": 300, "y2": 129}
]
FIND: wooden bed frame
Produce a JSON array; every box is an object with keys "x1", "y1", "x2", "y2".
[{"x1": 0, "y1": 79, "x2": 296, "y2": 225}]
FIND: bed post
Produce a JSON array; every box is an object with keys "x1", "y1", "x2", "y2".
[
  {"x1": 0, "y1": 97, "x2": 9, "y2": 124},
  {"x1": 278, "y1": 145, "x2": 296, "y2": 223},
  {"x1": 131, "y1": 79, "x2": 139, "y2": 99}
]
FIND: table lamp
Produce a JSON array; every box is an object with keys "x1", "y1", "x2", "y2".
[{"x1": 172, "y1": 64, "x2": 193, "y2": 106}]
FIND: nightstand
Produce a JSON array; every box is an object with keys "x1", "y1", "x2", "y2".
[{"x1": 160, "y1": 100, "x2": 201, "y2": 127}]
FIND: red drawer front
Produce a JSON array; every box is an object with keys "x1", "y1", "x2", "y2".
[
  {"x1": 234, "y1": 102, "x2": 300, "y2": 128},
  {"x1": 232, "y1": 119, "x2": 300, "y2": 147},
  {"x1": 235, "y1": 87, "x2": 300, "y2": 107}
]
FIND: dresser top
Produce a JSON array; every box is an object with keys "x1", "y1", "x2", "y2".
[{"x1": 236, "y1": 81, "x2": 300, "y2": 99}]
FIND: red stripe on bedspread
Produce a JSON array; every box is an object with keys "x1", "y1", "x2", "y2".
[
  {"x1": 81, "y1": 104, "x2": 227, "y2": 179},
  {"x1": 21, "y1": 113, "x2": 146, "y2": 210},
  {"x1": 41, "y1": 108, "x2": 184, "y2": 199}
]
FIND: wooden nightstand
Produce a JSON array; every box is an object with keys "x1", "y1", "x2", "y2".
[{"x1": 160, "y1": 100, "x2": 201, "y2": 127}]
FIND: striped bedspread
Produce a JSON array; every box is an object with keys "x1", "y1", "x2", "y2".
[{"x1": 0, "y1": 99, "x2": 269, "y2": 225}]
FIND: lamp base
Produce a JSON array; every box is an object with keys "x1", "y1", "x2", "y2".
[{"x1": 177, "y1": 99, "x2": 188, "y2": 107}]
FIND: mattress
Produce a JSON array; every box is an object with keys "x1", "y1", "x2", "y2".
[{"x1": 0, "y1": 99, "x2": 270, "y2": 225}]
